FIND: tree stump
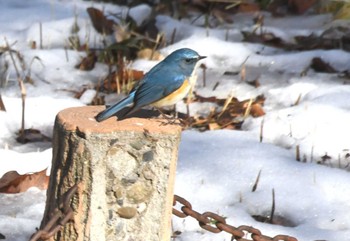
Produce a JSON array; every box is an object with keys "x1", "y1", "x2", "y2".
[{"x1": 40, "y1": 106, "x2": 182, "y2": 241}]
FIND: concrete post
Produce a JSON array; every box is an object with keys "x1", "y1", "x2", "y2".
[{"x1": 40, "y1": 106, "x2": 182, "y2": 241}]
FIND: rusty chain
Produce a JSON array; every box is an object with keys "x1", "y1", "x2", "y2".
[
  {"x1": 29, "y1": 184, "x2": 78, "y2": 241},
  {"x1": 29, "y1": 189, "x2": 297, "y2": 241},
  {"x1": 172, "y1": 195, "x2": 298, "y2": 241}
]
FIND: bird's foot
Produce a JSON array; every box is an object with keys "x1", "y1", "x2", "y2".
[{"x1": 155, "y1": 108, "x2": 184, "y2": 126}]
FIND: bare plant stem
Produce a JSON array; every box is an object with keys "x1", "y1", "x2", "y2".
[
  {"x1": 252, "y1": 169, "x2": 262, "y2": 192},
  {"x1": 296, "y1": 145, "x2": 301, "y2": 161},
  {"x1": 0, "y1": 95, "x2": 6, "y2": 111},
  {"x1": 269, "y1": 188, "x2": 275, "y2": 223},
  {"x1": 39, "y1": 22, "x2": 43, "y2": 49},
  {"x1": 259, "y1": 118, "x2": 264, "y2": 143},
  {"x1": 4, "y1": 37, "x2": 26, "y2": 140}
]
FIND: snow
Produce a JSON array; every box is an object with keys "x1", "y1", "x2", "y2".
[
  {"x1": 175, "y1": 130, "x2": 350, "y2": 240},
  {"x1": 1, "y1": 1, "x2": 350, "y2": 241}
]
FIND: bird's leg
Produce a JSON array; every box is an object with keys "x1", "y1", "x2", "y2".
[
  {"x1": 154, "y1": 107, "x2": 183, "y2": 126},
  {"x1": 155, "y1": 107, "x2": 174, "y2": 120}
]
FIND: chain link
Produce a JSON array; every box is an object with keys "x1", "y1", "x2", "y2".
[
  {"x1": 172, "y1": 195, "x2": 298, "y2": 241},
  {"x1": 29, "y1": 190, "x2": 297, "y2": 241},
  {"x1": 29, "y1": 184, "x2": 78, "y2": 241}
]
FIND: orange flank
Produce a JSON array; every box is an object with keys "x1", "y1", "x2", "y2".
[{"x1": 152, "y1": 79, "x2": 191, "y2": 107}]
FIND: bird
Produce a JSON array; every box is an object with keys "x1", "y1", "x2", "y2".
[{"x1": 95, "y1": 48, "x2": 206, "y2": 122}]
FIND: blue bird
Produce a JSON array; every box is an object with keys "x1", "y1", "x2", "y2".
[{"x1": 95, "y1": 48, "x2": 206, "y2": 122}]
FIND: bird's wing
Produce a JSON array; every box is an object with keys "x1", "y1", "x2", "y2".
[
  {"x1": 132, "y1": 64, "x2": 186, "y2": 109},
  {"x1": 95, "y1": 91, "x2": 135, "y2": 122}
]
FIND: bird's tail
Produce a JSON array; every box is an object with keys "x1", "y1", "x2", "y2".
[{"x1": 95, "y1": 92, "x2": 135, "y2": 122}]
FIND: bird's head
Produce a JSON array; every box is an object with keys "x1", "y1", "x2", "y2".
[{"x1": 165, "y1": 48, "x2": 206, "y2": 75}]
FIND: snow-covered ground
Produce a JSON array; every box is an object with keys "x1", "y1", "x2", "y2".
[{"x1": 1, "y1": 1, "x2": 350, "y2": 240}]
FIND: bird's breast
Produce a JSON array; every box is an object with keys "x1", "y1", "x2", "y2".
[{"x1": 152, "y1": 78, "x2": 192, "y2": 107}]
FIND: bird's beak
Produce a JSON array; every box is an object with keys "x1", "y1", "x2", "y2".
[{"x1": 198, "y1": 56, "x2": 207, "y2": 60}]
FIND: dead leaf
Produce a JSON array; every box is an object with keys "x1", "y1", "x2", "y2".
[
  {"x1": 182, "y1": 93, "x2": 265, "y2": 131},
  {"x1": 246, "y1": 79, "x2": 261, "y2": 88},
  {"x1": 242, "y1": 31, "x2": 283, "y2": 48},
  {"x1": 87, "y1": 7, "x2": 115, "y2": 35},
  {"x1": 310, "y1": 57, "x2": 337, "y2": 73},
  {"x1": 0, "y1": 169, "x2": 49, "y2": 193},
  {"x1": 191, "y1": 94, "x2": 219, "y2": 104},
  {"x1": 250, "y1": 103, "x2": 265, "y2": 117},
  {"x1": 16, "y1": 128, "x2": 51, "y2": 144},
  {"x1": 75, "y1": 52, "x2": 97, "y2": 71}
]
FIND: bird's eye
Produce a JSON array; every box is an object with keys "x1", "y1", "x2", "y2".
[{"x1": 185, "y1": 58, "x2": 192, "y2": 63}]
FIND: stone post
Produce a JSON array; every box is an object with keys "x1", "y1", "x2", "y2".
[{"x1": 40, "y1": 106, "x2": 182, "y2": 241}]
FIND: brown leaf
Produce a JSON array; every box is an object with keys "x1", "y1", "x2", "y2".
[
  {"x1": 0, "y1": 169, "x2": 49, "y2": 193},
  {"x1": 310, "y1": 57, "x2": 337, "y2": 73},
  {"x1": 87, "y1": 7, "x2": 115, "y2": 35},
  {"x1": 75, "y1": 52, "x2": 97, "y2": 71},
  {"x1": 289, "y1": 0, "x2": 316, "y2": 14},
  {"x1": 16, "y1": 128, "x2": 51, "y2": 144},
  {"x1": 192, "y1": 93, "x2": 219, "y2": 104},
  {"x1": 246, "y1": 79, "x2": 261, "y2": 88},
  {"x1": 182, "y1": 93, "x2": 265, "y2": 131},
  {"x1": 242, "y1": 31, "x2": 283, "y2": 48},
  {"x1": 250, "y1": 103, "x2": 265, "y2": 117}
]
